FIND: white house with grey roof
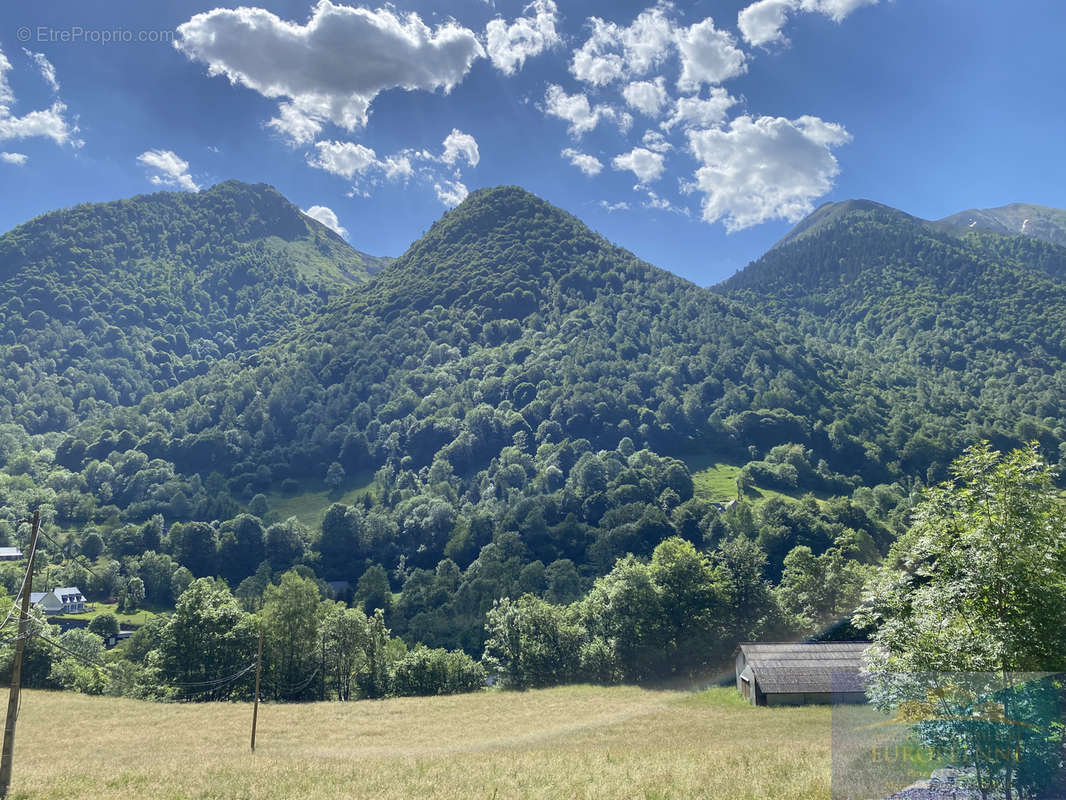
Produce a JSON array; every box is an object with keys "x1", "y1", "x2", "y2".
[
  {"x1": 734, "y1": 642, "x2": 870, "y2": 706},
  {"x1": 29, "y1": 587, "x2": 87, "y2": 615}
]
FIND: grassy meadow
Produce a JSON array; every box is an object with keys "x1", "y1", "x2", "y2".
[
  {"x1": 685, "y1": 456, "x2": 807, "y2": 507},
  {"x1": 7, "y1": 686, "x2": 832, "y2": 799},
  {"x1": 264, "y1": 472, "x2": 375, "y2": 531}
]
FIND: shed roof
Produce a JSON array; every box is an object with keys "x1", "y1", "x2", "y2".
[
  {"x1": 737, "y1": 642, "x2": 871, "y2": 695},
  {"x1": 0, "y1": 547, "x2": 23, "y2": 557}
]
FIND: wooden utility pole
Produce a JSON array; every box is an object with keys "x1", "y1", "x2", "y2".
[
  {"x1": 250, "y1": 624, "x2": 263, "y2": 752},
  {"x1": 0, "y1": 510, "x2": 42, "y2": 798}
]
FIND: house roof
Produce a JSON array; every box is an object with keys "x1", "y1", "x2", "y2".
[
  {"x1": 737, "y1": 642, "x2": 871, "y2": 695},
  {"x1": 29, "y1": 592, "x2": 47, "y2": 604},
  {"x1": 0, "y1": 547, "x2": 22, "y2": 557},
  {"x1": 52, "y1": 587, "x2": 83, "y2": 599}
]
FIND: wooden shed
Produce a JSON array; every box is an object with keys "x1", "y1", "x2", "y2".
[{"x1": 733, "y1": 642, "x2": 870, "y2": 706}]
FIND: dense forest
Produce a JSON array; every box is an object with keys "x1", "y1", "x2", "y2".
[{"x1": 1, "y1": 182, "x2": 1064, "y2": 699}]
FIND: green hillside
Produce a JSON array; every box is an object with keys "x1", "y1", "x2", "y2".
[
  {"x1": 720, "y1": 199, "x2": 1066, "y2": 481},
  {"x1": 0, "y1": 180, "x2": 381, "y2": 433}
]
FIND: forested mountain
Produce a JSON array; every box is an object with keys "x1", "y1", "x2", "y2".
[
  {"x1": 720, "y1": 199, "x2": 1066, "y2": 480},
  {"x1": 4, "y1": 182, "x2": 1065, "y2": 676},
  {"x1": 938, "y1": 201, "x2": 1066, "y2": 247},
  {"x1": 0, "y1": 180, "x2": 384, "y2": 434}
]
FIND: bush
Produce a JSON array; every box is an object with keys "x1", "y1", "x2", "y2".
[{"x1": 390, "y1": 647, "x2": 485, "y2": 696}]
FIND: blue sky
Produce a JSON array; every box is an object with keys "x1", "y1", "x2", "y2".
[{"x1": 1, "y1": 0, "x2": 1065, "y2": 285}]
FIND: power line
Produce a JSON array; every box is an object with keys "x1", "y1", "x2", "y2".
[{"x1": 12, "y1": 606, "x2": 256, "y2": 692}]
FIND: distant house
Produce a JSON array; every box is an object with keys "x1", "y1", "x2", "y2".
[
  {"x1": 734, "y1": 642, "x2": 870, "y2": 706},
  {"x1": 0, "y1": 547, "x2": 22, "y2": 561},
  {"x1": 29, "y1": 586, "x2": 87, "y2": 615}
]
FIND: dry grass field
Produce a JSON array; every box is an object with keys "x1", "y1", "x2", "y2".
[{"x1": 7, "y1": 685, "x2": 832, "y2": 799}]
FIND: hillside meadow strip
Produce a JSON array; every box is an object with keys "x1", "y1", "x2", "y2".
[{"x1": 8, "y1": 686, "x2": 830, "y2": 799}]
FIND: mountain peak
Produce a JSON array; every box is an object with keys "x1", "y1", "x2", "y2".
[
  {"x1": 771, "y1": 199, "x2": 918, "y2": 250},
  {"x1": 936, "y1": 202, "x2": 1066, "y2": 247}
]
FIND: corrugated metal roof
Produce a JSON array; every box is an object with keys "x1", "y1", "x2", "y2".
[{"x1": 738, "y1": 642, "x2": 871, "y2": 695}]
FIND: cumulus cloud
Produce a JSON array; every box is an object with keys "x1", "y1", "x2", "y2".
[
  {"x1": 441, "y1": 128, "x2": 479, "y2": 167},
  {"x1": 435, "y1": 179, "x2": 468, "y2": 207},
  {"x1": 676, "y1": 18, "x2": 747, "y2": 91},
  {"x1": 544, "y1": 84, "x2": 619, "y2": 138},
  {"x1": 599, "y1": 200, "x2": 630, "y2": 212},
  {"x1": 0, "y1": 47, "x2": 78, "y2": 147},
  {"x1": 308, "y1": 140, "x2": 413, "y2": 184},
  {"x1": 175, "y1": 1, "x2": 485, "y2": 144},
  {"x1": 570, "y1": 5, "x2": 675, "y2": 86},
  {"x1": 738, "y1": 0, "x2": 878, "y2": 47},
  {"x1": 687, "y1": 113, "x2": 851, "y2": 231},
  {"x1": 641, "y1": 130, "x2": 672, "y2": 153},
  {"x1": 23, "y1": 50, "x2": 59, "y2": 92},
  {"x1": 486, "y1": 0, "x2": 560, "y2": 75},
  {"x1": 302, "y1": 204, "x2": 348, "y2": 237},
  {"x1": 661, "y1": 88, "x2": 737, "y2": 131},
  {"x1": 612, "y1": 146, "x2": 666, "y2": 184},
  {"x1": 623, "y1": 78, "x2": 669, "y2": 117},
  {"x1": 1, "y1": 151, "x2": 27, "y2": 165},
  {"x1": 561, "y1": 147, "x2": 603, "y2": 176},
  {"x1": 137, "y1": 149, "x2": 200, "y2": 191}
]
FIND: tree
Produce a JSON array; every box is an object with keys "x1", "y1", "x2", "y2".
[
  {"x1": 261, "y1": 570, "x2": 322, "y2": 700},
  {"x1": 80, "y1": 531, "x2": 104, "y2": 560},
  {"x1": 325, "y1": 461, "x2": 346, "y2": 491},
  {"x1": 122, "y1": 576, "x2": 146, "y2": 611},
  {"x1": 856, "y1": 444, "x2": 1066, "y2": 800},
  {"x1": 49, "y1": 628, "x2": 106, "y2": 694},
  {"x1": 149, "y1": 578, "x2": 257, "y2": 700},
  {"x1": 88, "y1": 612, "x2": 119, "y2": 639},
  {"x1": 322, "y1": 603, "x2": 368, "y2": 701}
]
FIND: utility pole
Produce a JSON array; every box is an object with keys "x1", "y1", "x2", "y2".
[
  {"x1": 250, "y1": 623, "x2": 263, "y2": 752},
  {"x1": 0, "y1": 509, "x2": 42, "y2": 798}
]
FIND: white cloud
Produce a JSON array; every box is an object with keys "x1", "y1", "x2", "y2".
[
  {"x1": 623, "y1": 78, "x2": 669, "y2": 117},
  {"x1": 302, "y1": 204, "x2": 348, "y2": 237},
  {"x1": 435, "y1": 179, "x2": 468, "y2": 207},
  {"x1": 687, "y1": 114, "x2": 851, "y2": 231},
  {"x1": 738, "y1": 0, "x2": 879, "y2": 47},
  {"x1": 308, "y1": 139, "x2": 413, "y2": 185},
  {"x1": 641, "y1": 130, "x2": 672, "y2": 153},
  {"x1": 599, "y1": 200, "x2": 629, "y2": 212},
  {"x1": 808, "y1": 0, "x2": 880, "y2": 23},
  {"x1": 676, "y1": 18, "x2": 747, "y2": 91},
  {"x1": 23, "y1": 49, "x2": 59, "y2": 92},
  {"x1": 0, "y1": 46, "x2": 78, "y2": 147},
  {"x1": 175, "y1": 1, "x2": 484, "y2": 145},
  {"x1": 382, "y1": 154, "x2": 414, "y2": 180},
  {"x1": 1, "y1": 151, "x2": 27, "y2": 165},
  {"x1": 486, "y1": 0, "x2": 560, "y2": 75},
  {"x1": 570, "y1": 5, "x2": 675, "y2": 86},
  {"x1": 544, "y1": 84, "x2": 617, "y2": 138},
  {"x1": 441, "y1": 129, "x2": 479, "y2": 167},
  {"x1": 612, "y1": 147, "x2": 665, "y2": 184},
  {"x1": 738, "y1": 0, "x2": 797, "y2": 46},
  {"x1": 0, "y1": 50, "x2": 10, "y2": 108},
  {"x1": 642, "y1": 188, "x2": 690, "y2": 216},
  {"x1": 309, "y1": 141, "x2": 379, "y2": 180},
  {"x1": 561, "y1": 147, "x2": 603, "y2": 176},
  {"x1": 137, "y1": 149, "x2": 200, "y2": 192},
  {"x1": 661, "y1": 88, "x2": 737, "y2": 131}
]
